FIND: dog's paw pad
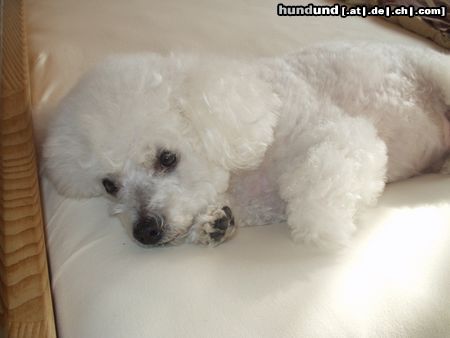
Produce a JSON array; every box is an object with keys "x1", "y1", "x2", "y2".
[
  {"x1": 209, "y1": 206, "x2": 235, "y2": 243},
  {"x1": 189, "y1": 206, "x2": 237, "y2": 246}
]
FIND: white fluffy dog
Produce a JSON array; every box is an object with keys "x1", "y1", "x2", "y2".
[{"x1": 43, "y1": 42, "x2": 450, "y2": 248}]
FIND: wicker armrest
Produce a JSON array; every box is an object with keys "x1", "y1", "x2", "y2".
[{"x1": 0, "y1": 0, "x2": 57, "y2": 337}]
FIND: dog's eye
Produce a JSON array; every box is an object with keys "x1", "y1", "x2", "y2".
[
  {"x1": 159, "y1": 150, "x2": 177, "y2": 169},
  {"x1": 102, "y1": 178, "x2": 119, "y2": 195}
]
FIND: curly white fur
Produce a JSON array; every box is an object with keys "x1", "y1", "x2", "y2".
[{"x1": 43, "y1": 42, "x2": 450, "y2": 248}]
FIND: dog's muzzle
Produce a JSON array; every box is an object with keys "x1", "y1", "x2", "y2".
[{"x1": 133, "y1": 215, "x2": 164, "y2": 245}]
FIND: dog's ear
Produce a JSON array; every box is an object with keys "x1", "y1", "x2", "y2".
[
  {"x1": 43, "y1": 110, "x2": 105, "y2": 198},
  {"x1": 179, "y1": 60, "x2": 280, "y2": 171},
  {"x1": 42, "y1": 53, "x2": 171, "y2": 198},
  {"x1": 42, "y1": 70, "x2": 114, "y2": 198}
]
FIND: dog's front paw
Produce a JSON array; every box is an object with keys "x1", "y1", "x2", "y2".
[{"x1": 188, "y1": 206, "x2": 236, "y2": 246}]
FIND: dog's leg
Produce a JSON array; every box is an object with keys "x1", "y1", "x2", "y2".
[
  {"x1": 278, "y1": 115, "x2": 388, "y2": 248},
  {"x1": 187, "y1": 206, "x2": 236, "y2": 246}
]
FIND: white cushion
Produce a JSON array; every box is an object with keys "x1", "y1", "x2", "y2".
[
  {"x1": 41, "y1": 175, "x2": 450, "y2": 337},
  {"x1": 27, "y1": 0, "x2": 450, "y2": 336}
]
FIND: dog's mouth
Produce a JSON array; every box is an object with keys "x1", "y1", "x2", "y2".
[
  {"x1": 133, "y1": 224, "x2": 190, "y2": 247},
  {"x1": 157, "y1": 228, "x2": 189, "y2": 246}
]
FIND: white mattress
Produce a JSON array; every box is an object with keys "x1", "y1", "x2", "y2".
[{"x1": 27, "y1": 0, "x2": 450, "y2": 337}]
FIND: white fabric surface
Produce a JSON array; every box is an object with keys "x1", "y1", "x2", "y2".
[{"x1": 27, "y1": 0, "x2": 450, "y2": 337}]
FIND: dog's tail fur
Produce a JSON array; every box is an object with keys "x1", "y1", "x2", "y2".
[
  {"x1": 426, "y1": 50, "x2": 450, "y2": 174},
  {"x1": 427, "y1": 51, "x2": 450, "y2": 107}
]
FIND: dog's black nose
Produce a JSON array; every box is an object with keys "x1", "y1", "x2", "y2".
[{"x1": 133, "y1": 216, "x2": 163, "y2": 245}]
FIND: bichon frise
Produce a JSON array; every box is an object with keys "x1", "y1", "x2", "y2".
[{"x1": 43, "y1": 42, "x2": 450, "y2": 248}]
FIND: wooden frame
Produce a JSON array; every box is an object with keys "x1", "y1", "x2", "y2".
[{"x1": 0, "y1": 0, "x2": 57, "y2": 337}]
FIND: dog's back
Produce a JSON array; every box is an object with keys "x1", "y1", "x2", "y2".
[{"x1": 274, "y1": 43, "x2": 450, "y2": 181}]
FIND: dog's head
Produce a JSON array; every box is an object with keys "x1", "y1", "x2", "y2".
[{"x1": 43, "y1": 54, "x2": 279, "y2": 245}]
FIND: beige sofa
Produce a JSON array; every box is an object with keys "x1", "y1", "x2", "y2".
[{"x1": 1, "y1": 0, "x2": 450, "y2": 337}]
